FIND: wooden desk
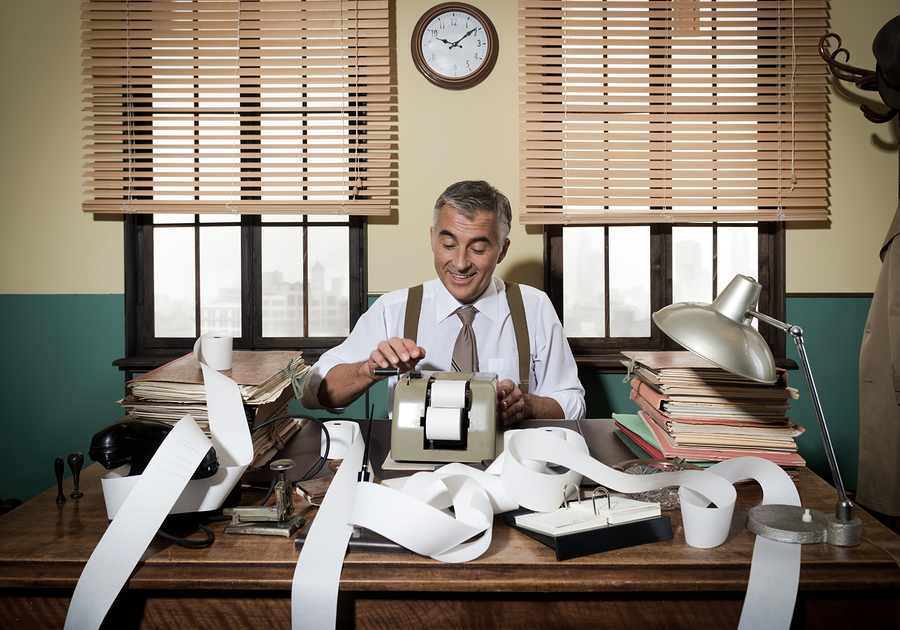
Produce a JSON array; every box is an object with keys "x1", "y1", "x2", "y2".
[{"x1": 1, "y1": 419, "x2": 898, "y2": 629}]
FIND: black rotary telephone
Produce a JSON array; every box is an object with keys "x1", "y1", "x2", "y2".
[{"x1": 89, "y1": 419, "x2": 218, "y2": 479}]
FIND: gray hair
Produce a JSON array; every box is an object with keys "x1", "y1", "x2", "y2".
[{"x1": 432, "y1": 180, "x2": 512, "y2": 243}]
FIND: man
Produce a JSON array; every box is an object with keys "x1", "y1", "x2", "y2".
[{"x1": 300, "y1": 180, "x2": 585, "y2": 423}]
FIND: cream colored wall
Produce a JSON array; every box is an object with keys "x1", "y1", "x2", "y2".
[
  {"x1": 1, "y1": 0, "x2": 123, "y2": 295},
  {"x1": 2, "y1": 0, "x2": 897, "y2": 296},
  {"x1": 786, "y1": 0, "x2": 899, "y2": 293},
  {"x1": 376, "y1": 0, "x2": 532, "y2": 293}
]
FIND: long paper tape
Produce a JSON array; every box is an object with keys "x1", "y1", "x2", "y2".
[
  {"x1": 97, "y1": 333, "x2": 252, "y2": 519},
  {"x1": 292, "y1": 429, "x2": 365, "y2": 630},
  {"x1": 295, "y1": 427, "x2": 804, "y2": 630},
  {"x1": 65, "y1": 417, "x2": 212, "y2": 630},
  {"x1": 66, "y1": 334, "x2": 254, "y2": 630}
]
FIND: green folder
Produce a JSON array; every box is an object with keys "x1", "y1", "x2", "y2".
[{"x1": 612, "y1": 413, "x2": 713, "y2": 468}]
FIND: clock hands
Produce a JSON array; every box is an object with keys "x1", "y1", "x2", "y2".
[
  {"x1": 451, "y1": 28, "x2": 478, "y2": 48},
  {"x1": 435, "y1": 28, "x2": 478, "y2": 50}
]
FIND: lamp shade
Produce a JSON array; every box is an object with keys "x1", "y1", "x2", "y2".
[{"x1": 652, "y1": 275, "x2": 777, "y2": 384}]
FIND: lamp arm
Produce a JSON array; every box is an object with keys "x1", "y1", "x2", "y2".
[
  {"x1": 748, "y1": 309, "x2": 791, "y2": 332},
  {"x1": 749, "y1": 311, "x2": 855, "y2": 522}
]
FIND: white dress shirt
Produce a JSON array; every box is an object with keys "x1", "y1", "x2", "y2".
[{"x1": 300, "y1": 277, "x2": 586, "y2": 419}]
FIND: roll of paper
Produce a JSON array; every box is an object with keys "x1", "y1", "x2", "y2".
[
  {"x1": 425, "y1": 407, "x2": 463, "y2": 441},
  {"x1": 321, "y1": 421, "x2": 361, "y2": 459},
  {"x1": 195, "y1": 332, "x2": 232, "y2": 370},
  {"x1": 429, "y1": 380, "x2": 467, "y2": 408}
]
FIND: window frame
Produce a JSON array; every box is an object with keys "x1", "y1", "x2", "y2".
[
  {"x1": 119, "y1": 213, "x2": 367, "y2": 374},
  {"x1": 543, "y1": 220, "x2": 786, "y2": 369}
]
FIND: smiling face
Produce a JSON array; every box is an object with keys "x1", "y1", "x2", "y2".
[{"x1": 431, "y1": 205, "x2": 510, "y2": 305}]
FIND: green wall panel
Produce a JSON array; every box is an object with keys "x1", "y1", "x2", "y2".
[
  {"x1": 581, "y1": 371, "x2": 636, "y2": 420},
  {"x1": 0, "y1": 293, "x2": 871, "y2": 505},
  {"x1": 784, "y1": 296, "x2": 869, "y2": 491},
  {"x1": 0, "y1": 295, "x2": 125, "y2": 504}
]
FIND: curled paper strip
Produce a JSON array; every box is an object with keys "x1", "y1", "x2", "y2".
[
  {"x1": 97, "y1": 335, "x2": 253, "y2": 519},
  {"x1": 295, "y1": 427, "x2": 802, "y2": 630},
  {"x1": 292, "y1": 429, "x2": 365, "y2": 630},
  {"x1": 65, "y1": 335, "x2": 254, "y2": 630}
]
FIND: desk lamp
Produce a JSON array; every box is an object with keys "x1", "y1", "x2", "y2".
[{"x1": 652, "y1": 274, "x2": 862, "y2": 546}]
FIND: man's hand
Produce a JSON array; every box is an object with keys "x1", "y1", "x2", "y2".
[
  {"x1": 497, "y1": 379, "x2": 526, "y2": 425},
  {"x1": 497, "y1": 378, "x2": 565, "y2": 425},
  {"x1": 367, "y1": 337, "x2": 425, "y2": 378},
  {"x1": 317, "y1": 338, "x2": 425, "y2": 408}
]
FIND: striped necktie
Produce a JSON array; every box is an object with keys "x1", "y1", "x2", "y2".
[{"x1": 451, "y1": 306, "x2": 478, "y2": 372}]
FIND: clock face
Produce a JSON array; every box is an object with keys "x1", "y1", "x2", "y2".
[{"x1": 412, "y1": 4, "x2": 498, "y2": 90}]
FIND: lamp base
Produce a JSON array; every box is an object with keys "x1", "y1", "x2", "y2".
[{"x1": 747, "y1": 504, "x2": 862, "y2": 547}]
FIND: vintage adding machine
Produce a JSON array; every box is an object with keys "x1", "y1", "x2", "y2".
[{"x1": 390, "y1": 371, "x2": 503, "y2": 464}]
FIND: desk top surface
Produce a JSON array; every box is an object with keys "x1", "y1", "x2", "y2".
[{"x1": 1, "y1": 419, "x2": 899, "y2": 595}]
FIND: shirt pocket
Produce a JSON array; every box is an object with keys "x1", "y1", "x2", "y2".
[{"x1": 487, "y1": 358, "x2": 512, "y2": 375}]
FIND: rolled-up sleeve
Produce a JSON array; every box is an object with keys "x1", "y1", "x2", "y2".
[{"x1": 299, "y1": 297, "x2": 392, "y2": 412}]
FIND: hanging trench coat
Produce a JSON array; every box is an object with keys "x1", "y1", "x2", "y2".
[{"x1": 857, "y1": 200, "x2": 900, "y2": 516}]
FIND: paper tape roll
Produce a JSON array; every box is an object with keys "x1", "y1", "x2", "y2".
[
  {"x1": 195, "y1": 332, "x2": 233, "y2": 370},
  {"x1": 425, "y1": 407, "x2": 463, "y2": 441},
  {"x1": 429, "y1": 380, "x2": 467, "y2": 408},
  {"x1": 298, "y1": 428, "x2": 806, "y2": 630},
  {"x1": 321, "y1": 421, "x2": 361, "y2": 459},
  {"x1": 68, "y1": 334, "x2": 254, "y2": 630}
]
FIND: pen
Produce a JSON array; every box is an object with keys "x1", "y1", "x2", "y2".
[{"x1": 359, "y1": 404, "x2": 375, "y2": 482}]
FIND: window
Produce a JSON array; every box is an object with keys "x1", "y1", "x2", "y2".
[
  {"x1": 124, "y1": 213, "x2": 365, "y2": 363},
  {"x1": 81, "y1": 1, "x2": 395, "y2": 367},
  {"x1": 544, "y1": 221, "x2": 785, "y2": 363},
  {"x1": 520, "y1": 0, "x2": 827, "y2": 364}
]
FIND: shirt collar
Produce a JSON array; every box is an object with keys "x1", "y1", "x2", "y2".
[{"x1": 433, "y1": 276, "x2": 506, "y2": 324}]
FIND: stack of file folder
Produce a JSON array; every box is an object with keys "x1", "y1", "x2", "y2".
[
  {"x1": 120, "y1": 350, "x2": 309, "y2": 471},
  {"x1": 614, "y1": 351, "x2": 805, "y2": 468}
]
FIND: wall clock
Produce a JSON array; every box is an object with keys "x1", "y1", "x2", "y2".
[{"x1": 411, "y1": 3, "x2": 499, "y2": 90}]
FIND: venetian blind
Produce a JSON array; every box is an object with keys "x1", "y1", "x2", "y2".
[
  {"x1": 519, "y1": 0, "x2": 829, "y2": 224},
  {"x1": 81, "y1": 0, "x2": 395, "y2": 215}
]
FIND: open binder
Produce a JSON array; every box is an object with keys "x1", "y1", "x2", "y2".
[{"x1": 504, "y1": 509, "x2": 672, "y2": 561}]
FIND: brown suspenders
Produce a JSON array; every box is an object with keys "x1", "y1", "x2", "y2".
[
  {"x1": 403, "y1": 282, "x2": 531, "y2": 395},
  {"x1": 504, "y1": 282, "x2": 531, "y2": 396},
  {"x1": 404, "y1": 284, "x2": 424, "y2": 342}
]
